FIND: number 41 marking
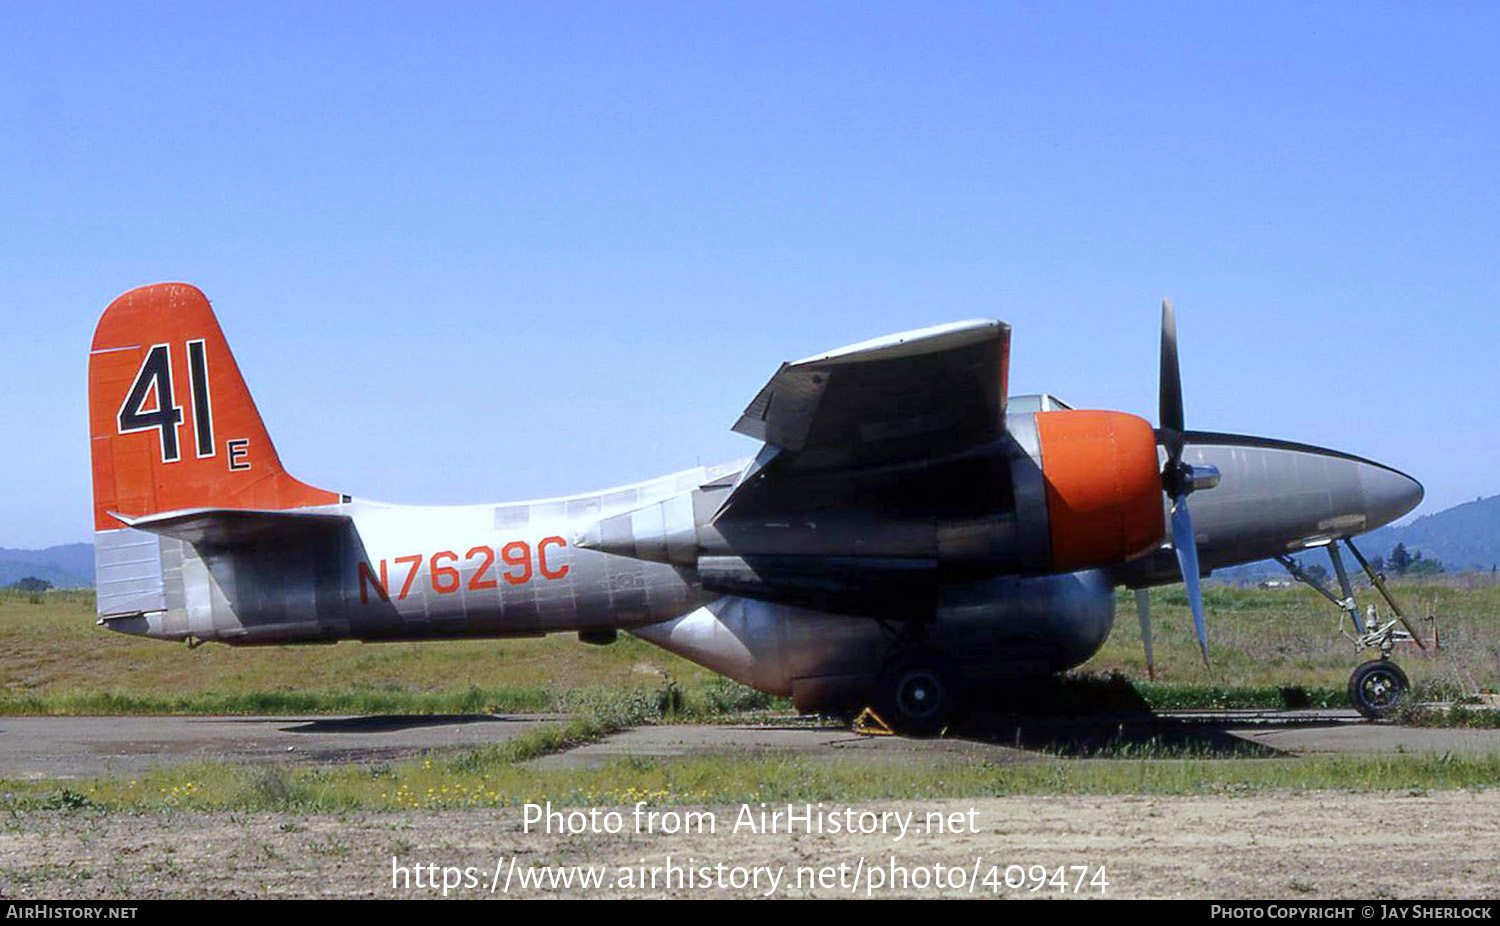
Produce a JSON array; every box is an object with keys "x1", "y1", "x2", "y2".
[{"x1": 118, "y1": 340, "x2": 216, "y2": 464}]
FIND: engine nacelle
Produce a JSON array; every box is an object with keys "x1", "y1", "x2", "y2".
[
  {"x1": 1032, "y1": 410, "x2": 1165, "y2": 571},
  {"x1": 631, "y1": 569, "x2": 1116, "y2": 712}
]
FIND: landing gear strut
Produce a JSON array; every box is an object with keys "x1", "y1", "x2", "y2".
[{"x1": 1276, "y1": 537, "x2": 1424, "y2": 720}]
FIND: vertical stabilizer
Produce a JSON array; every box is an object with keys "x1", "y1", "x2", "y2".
[{"x1": 89, "y1": 283, "x2": 339, "y2": 617}]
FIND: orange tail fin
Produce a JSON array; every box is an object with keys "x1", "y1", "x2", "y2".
[{"x1": 89, "y1": 283, "x2": 340, "y2": 531}]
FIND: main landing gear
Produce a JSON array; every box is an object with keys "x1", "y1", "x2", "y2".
[
  {"x1": 863, "y1": 618, "x2": 959, "y2": 736},
  {"x1": 1276, "y1": 537, "x2": 1426, "y2": 720},
  {"x1": 876, "y1": 651, "x2": 957, "y2": 737}
]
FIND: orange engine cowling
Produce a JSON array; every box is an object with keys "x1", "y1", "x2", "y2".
[{"x1": 1034, "y1": 410, "x2": 1165, "y2": 572}]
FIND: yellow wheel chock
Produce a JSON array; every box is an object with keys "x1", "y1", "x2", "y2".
[{"x1": 851, "y1": 706, "x2": 894, "y2": 736}]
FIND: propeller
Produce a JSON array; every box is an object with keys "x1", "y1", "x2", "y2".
[
  {"x1": 1153, "y1": 299, "x2": 1221, "y2": 671},
  {"x1": 1134, "y1": 589, "x2": 1155, "y2": 681}
]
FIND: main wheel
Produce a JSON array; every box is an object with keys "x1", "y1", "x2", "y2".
[
  {"x1": 877, "y1": 653, "x2": 957, "y2": 737},
  {"x1": 1348, "y1": 659, "x2": 1409, "y2": 720}
]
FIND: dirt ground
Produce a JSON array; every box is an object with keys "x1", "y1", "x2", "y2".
[{"x1": 2, "y1": 790, "x2": 1497, "y2": 899}]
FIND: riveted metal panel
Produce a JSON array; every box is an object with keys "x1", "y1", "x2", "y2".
[{"x1": 494, "y1": 506, "x2": 530, "y2": 530}]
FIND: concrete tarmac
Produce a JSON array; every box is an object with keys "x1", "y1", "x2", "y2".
[
  {"x1": 3, "y1": 710, "x2": 1499, "y2": 778},
  {"x1": 0, "y1": 714, "x2": 564, "y2": 778}
]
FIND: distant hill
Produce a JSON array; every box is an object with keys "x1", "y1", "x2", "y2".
[
  {"x1": 1357, "y1": 494, "x2": 1500, "y2": 573},
  {"x1": 1215, "y1": 494, "x2": 1500, "y2": 582},
  {"x1": 0, "y1": 544, "x2": 94, "y2": 589}
]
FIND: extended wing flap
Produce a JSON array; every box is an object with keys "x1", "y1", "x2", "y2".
[
  {"x1": 108, "y1": 507, "x2": 352, "y2": 547},
  {"x1": 731, "y1": 320, "x2": 1010, "y2": 467}
]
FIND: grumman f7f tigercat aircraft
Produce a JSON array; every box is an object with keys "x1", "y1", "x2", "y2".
[{"x1": 90, "y1": 283, "x2": 1427, "y2": 733}]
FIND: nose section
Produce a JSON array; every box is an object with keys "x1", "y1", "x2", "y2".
[
  {"x1": 1161, "y1": 434, "x2": 1427, "y2": 575},
  {"x1": 1358, "y1": 462, "x2": 1424, "y2": 531}
]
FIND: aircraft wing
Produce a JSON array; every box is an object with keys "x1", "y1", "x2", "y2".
[
  {"x1": 732, "y1": 319, "x2": 1010, "y2": 469},
  {"x1": 107, "y1": 507, "x2": 352, "y2": 547}
]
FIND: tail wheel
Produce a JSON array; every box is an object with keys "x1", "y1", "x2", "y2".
[
  {"x1": 878, "y1": 653, "x2": 956, "y2": 737},
  {"x1": 1348, "y1": 659, "x2": 1409, "y2": 720}
]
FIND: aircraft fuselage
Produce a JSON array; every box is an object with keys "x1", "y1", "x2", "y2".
[{"x1": 98, "y1": 413, "x2": 1422, "y2": 712}]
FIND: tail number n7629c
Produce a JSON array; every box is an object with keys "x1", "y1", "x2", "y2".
[{"x1": 358, "y1": 538, "x2": 570, "y2": 604}]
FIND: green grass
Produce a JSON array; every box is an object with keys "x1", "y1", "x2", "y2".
[
  {"x1": 1396, "y1": 703, "x2": 1500, "y2": 728},
  {"x1": 2, "y1": 579, "x2": 1497, "y2": 717},
  {"x1": 1092, "y1": 578, "x2": 1500, "y2": 694},
  {"x1": 0, "y1": 588, "x2": 781, "y2": 716},
  {"x1": 0, "y1": 679, "x2": 783, "y2": 718},
  {"x1": 8, "y1": 750, "x2": 1500, "y2": 813},
  {"x1": 0, "y1": 685, "x2": 553, "y2": 716}
]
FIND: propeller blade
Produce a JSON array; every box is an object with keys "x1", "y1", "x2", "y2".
[
  {"x1": 1159, "y1": 298, "x2": 1185, "y2": 462},
  {"x1": 1134, "y1": 588, "x2": 1156, "y2": 681},
  {"x1": 1171, "y1": 497, "x2": 1211, "y2": 669},
  {"x1": 1155, "y1": 299, "x2": 1213, "y2": 671}
]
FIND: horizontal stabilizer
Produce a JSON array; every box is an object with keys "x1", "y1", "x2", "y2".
[{"x1": 108, "y1": 507, "x2": 352, "y2": 547}]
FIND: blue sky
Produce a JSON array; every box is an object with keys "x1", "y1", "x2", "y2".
[{"x1": 2, "y1": 2, "x2": 1496, "y2": 547}]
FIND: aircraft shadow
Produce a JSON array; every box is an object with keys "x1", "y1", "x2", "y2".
[
  {"x1": 952, "y1": 712, "x2": 1287, "y2": 758},
  {"x1": 947, "y1": 677, "x2": 1338, "y2": 758}
]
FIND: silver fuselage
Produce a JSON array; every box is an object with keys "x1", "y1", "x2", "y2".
[{"x1": 95, "y1": 413, "x2": 1421, "y2": 710}]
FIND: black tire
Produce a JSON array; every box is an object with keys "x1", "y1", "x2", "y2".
[
  {"x1": 1348, "y1": 659, "x2": 1409, "y2": 720},
  {"x1": 877, "y1": 652, "x2": 957, "y2": 737}
]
